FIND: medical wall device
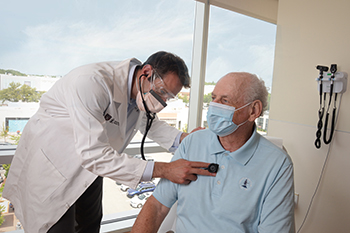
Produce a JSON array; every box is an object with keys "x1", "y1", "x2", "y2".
[{"x1": 314, "y1": 64, "x2": 348, "y2": 149}]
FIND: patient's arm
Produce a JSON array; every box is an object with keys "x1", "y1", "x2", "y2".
[{"x1": 131, "y1": 195, "x2": 170, "y2": 233}]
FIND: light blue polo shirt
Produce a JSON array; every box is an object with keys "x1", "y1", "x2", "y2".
[{"x1": 153, "y1": 128, "x2": 295, "y2": 233}]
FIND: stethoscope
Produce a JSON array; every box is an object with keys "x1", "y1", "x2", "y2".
[
  {"x1": 315, "y1": 64, "x2": 338, "y2": 149},
  {"x1": 137, "y1": 73, "x2": 220, "y2": 174},
  {"x1": 138, "y1": 74, "x2": 166, "y2": 161}
]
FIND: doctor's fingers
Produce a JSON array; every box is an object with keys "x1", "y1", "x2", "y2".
[
  {"x1": 187, "y1": 162, "x2": 217, "y2": 176},
  {"x1": 182, "y1": 169, "x2": 215, "y2": 185},
  {"x1": 174, "y1": 160, "x2": 216, "y2": 177},
  {"x1": 190, "y1": 167, "x2": 216, "y2": 177},
  {"x1": 188, "y1": 161, "x2": 212, "y2": 169}
]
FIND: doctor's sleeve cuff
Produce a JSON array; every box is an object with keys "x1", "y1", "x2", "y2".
[
  {"x1": 168, "y1": 132, "x2": 182, "y2": 153},
  {"x1": 140, "y1": 161, "x2": 154, "y2": 182}
]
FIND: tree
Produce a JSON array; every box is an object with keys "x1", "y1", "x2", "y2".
[
  {"x1": 178, "y1": 94, "x2": 189, "y2": 104},
  {"x1": 0, "y1": 205, "x2": 5, "y2": 227},
  {"x1": 0, "y1": 82, "x2": 44, "y2": 103},
  {"x1": 10, "y1": 134, "x2": 21, "y2": 145},
  {"x1": 203, "y1": 93, "x2": 212, "y2": 104},
  {"x1": 178, "y1": 92, "x2": 212, "y2": 104},
  {"x1": 2, "y1": 165, "x2": 10, "y2": 179},
  {"x1": 19, "y1": 84, "x2": 43, "y2": 102},
  {"x1": 0, "y1": 123, "x2": 9, "y2": 142},
  {"x1": 0, "y1": 174, "x2": 5, "y2": 227},
  {"x1": 0, "y1": 69, "x2": 26, "y2": 76},
  {"x1": 182, "y1": 124, "x2": 188, "y2": 133},
  {"x1": 0, "y1": 82, "x2": 21, "y2": 103},
  {"x1": 267, "y1": 93, "x2": 271, "y2": 110}
]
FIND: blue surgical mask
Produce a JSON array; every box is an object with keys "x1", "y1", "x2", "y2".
[{"x1": 207, "y1": 102, "x2": 251, "y2": 137}]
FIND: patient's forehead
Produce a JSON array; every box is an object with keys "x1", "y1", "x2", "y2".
[{"x1": 215, "y1": 73, "x2": 250, "y2": 104}]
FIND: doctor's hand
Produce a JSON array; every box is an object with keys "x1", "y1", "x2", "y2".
[{"x1": 153, "y1": 159, "x2": 216, "y2": 185}]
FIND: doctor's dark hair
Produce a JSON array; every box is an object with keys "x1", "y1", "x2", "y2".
[{"x1": 142, "y1": 51, "x2": 191, "y2": 88}]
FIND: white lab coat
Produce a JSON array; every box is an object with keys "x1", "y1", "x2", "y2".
[{"x1": 3, "y1": 58, "x2": 180, "y2": 233}]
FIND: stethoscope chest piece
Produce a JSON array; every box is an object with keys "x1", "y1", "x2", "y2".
[{"x1": 206, "y1": 163, "x2": 219, "y2": 173}]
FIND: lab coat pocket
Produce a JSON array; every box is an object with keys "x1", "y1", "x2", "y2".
[{"x1": 21, "y1": 149, "x2": 67, "y2": 204}]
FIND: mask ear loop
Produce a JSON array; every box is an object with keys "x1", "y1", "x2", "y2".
[{"x1": 138, "y1": 74, "x2": 156, "y2": 161}]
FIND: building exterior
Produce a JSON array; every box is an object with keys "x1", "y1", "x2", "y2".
[
  {"x1": 0, "y1": 74, "x2": 59, "y2": 134},
  {"x1": 0, "y1": 74, "x2": 59, "y2": 92},
  {"x1": 158, "y1": 98, "x2": 269, "y2": 133}
]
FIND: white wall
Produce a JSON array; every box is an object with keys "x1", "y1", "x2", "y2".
[{"x1": 269, "y1": 0, "x2": 350, "y2": 232}]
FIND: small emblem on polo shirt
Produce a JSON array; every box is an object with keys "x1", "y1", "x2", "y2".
[{"x1": 239, "y1": 178, "x2": 252, "y2": 190}]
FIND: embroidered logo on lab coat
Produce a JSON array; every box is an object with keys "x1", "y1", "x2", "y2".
[
  {"x1": 239, "y1": 178, "x2": 252, "y2": 190},
  {"x1": 104, "y1": 113, "x2": 119, "y2": 126}
]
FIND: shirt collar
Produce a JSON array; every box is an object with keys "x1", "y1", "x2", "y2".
[
  {"x1": 208, "y1": 131, "x2": 227, "y2": 155},
  {"x1": 208, "y1": 125, "x2": 260, "y2": 166},
  {"x1": 128, "y1": 61, "x2": 139, "y2": 105}
]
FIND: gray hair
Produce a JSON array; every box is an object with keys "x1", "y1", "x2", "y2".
[{"x1": 243, "y1": 73, "x2": 268, "y2": 116}]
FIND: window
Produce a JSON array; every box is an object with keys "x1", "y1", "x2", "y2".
[
  {"x1": 0, "y1": 1, "x2": 195, "y2": 232},
  {"x1": 5, "y1": 118, "x2": 29, "y2": 133},
  {"x1": 205, "y1": 5, "x2": 276, "y2": 133},
  {"x1": 0, "y1": 1, "x2": 277, "y2": 232}
]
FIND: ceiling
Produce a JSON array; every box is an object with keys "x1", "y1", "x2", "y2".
[{"x1": 195, "y1": 0, "x2": 278, "y2": 24}]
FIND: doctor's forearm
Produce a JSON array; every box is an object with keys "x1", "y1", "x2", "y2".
[{"x1": 152, "y1": 162, "x2": 168, "y2": 179}]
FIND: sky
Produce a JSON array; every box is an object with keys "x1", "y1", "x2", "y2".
[{"x1": 0, "y1": 0, "x2": 276, "y2": 89}]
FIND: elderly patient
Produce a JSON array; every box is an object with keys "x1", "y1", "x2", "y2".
[{"x1": 131, "y1": 72, "x2": 295, "y2": 233}]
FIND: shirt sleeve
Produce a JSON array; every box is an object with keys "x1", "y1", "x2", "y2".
[
  {"x1": 152, "y1": 138, "x2": 186, "y2": 208},
  {"x1": 141, "y1": 161, "x2": 154, "y2": 182},
  {"x1": 152, "y1": 178, "x2": 178, "y2": 209},
  {"x1": 168, "y1": 132, "x2": 182, "y2": 153},
  {"x1": 258, "y1": 162, "x2": 295, "y2": 233}
]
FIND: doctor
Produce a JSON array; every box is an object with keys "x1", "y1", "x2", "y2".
[{"x1": 3, "y1": 51, "x2": 214, "y2": 233}]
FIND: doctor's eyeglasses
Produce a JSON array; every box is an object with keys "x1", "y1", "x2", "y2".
[{"x1": 151, "y1": 70, "x2": 177, "y2": 100}]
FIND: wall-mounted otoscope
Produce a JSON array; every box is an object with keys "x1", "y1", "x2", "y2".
[
  {"x1": 314, "y1": 65, "x2": 328, "y2": 149},
  {"x1": 314, "y1": 64, "x2": 348, "y2": 149}
]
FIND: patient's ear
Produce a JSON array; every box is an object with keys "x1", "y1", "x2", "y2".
[{"x1": 248, "y1": 100, "x2": 262, "y2": 121}]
